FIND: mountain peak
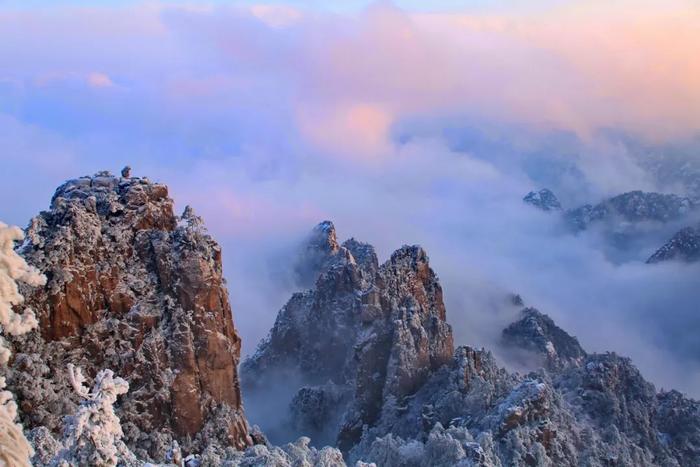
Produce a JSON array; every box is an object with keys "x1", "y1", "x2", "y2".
[
  {"x1": 502, "y1": 307, "x2": 587, "y2": 371},
  {"x1": 648, "y1": 225, "x2": 700, "y2": 263},
  {"x1": 523, "y1": 188, "x2": 562, "y2": 211},
  {"x1": 11, "y1": 171, "x2": 251, "y2": 460}
]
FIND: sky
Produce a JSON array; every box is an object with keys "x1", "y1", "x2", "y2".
[{"x1": 1, "y1": 0, "x2": 700, "y2": 396}]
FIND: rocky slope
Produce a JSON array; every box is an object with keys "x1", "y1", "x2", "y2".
[
  {"x1": 348, "y1": 306, "x2": 700, "y2": 466},
  {"x1": 647, "y1": 225, "x2": 700, "y2": 263},
  {"x1": 501, "y1": 308, "x2": 586, "y2": 371},
  {"x1": 563, "y1": 190, "x2": 694, "y2": 232},
  {"x1": 7, "y1": 171, "x2": 251, "y2": 461},
  {"x1": 245, "y1": 222, "x2": 700, "y2": 466}
]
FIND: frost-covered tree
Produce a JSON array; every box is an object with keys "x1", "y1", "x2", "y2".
[
  {"x1": 0, "y1": 221, "x2": 46, "y2": 466},
  {"x1": 0, "y1": 222, "x2": 45, "y2": 363},
  {"x1": 52, "y1": 365, "x2": 138, "y2": 467}
]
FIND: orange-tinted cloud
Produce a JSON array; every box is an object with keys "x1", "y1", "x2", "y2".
[{"x1": 290, "y1": 0, "x2": 700, "y2": 152}]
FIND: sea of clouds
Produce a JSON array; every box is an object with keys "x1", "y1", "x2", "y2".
[{"x1": 1, "y1": 1, "x2": 699, "y2": 398}]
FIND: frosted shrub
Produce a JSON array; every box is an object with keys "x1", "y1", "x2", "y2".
[
  {"x1": 52, "y1": 365, "x2": 137, "y2": 467},
  {"x1": 0, "y1": 222, "x2": 46, "y2": 466}
]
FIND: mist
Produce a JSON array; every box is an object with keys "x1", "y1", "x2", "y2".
[{"x1": 1, "y1": 0, "x2": 700, "y2": 405}]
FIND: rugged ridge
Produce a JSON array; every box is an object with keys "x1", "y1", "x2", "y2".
[
  {"x1": 244, "y1": 222, "x2": 700, "y2": 466},
  {"x1": 523, "y1": 189, "x2": 562, "y2": 212},
  {"x1": 349, "y1": 308, "x2": 700, "y2": 466},
  {"x1": 8, "y1": 171, "x2": 250, "y2": 460},
  {"x1": 564, "y1": 190, "x2": 694, "y2": 232},
  {"x1": 241, "y1": 221, "x2": 454, "y2": 451},
  {"x1": 502, "y1": 307, "x2": 587, "y2": 371},
  {"x1": 522, "y1": 188, "x2": 695, "y2": 232}
]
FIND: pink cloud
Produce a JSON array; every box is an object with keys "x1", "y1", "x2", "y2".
[
  {"x1": 86, "y1": 72, "x2": 114, "y2": 88},
  {"x1": 286, "y1": 1, "x2": 700, "y2": 149},
  {"x1": 296, "y1": 102, "x2": 393, "y2": 160}
]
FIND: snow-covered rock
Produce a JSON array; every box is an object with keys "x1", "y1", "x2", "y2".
[
  {"x1": 523, "y1": 189, "x2": 562, "y2": 212},
  {"x1": 246, "y1": 230, "x2": 700, "y2": 466},
  {"x1": 647, "y1": 225, "x2": 700, "y2": 263},
  {"x1": 501, "y1": 307, "x2": 586, "y2": 371},
  {"x1": 7, "y1": 172, "x2": 250, "y2": 461},
  {"x1": 564, "y1": 190, "x2": 694, "y2": 232},
  {"x1": 241, "y1": 221, "x2": 454, "y2": 451}
]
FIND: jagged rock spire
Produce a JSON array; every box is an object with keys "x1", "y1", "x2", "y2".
[
  {"x1": 9, "y1": 171, "x2": 251, "y2": 460},
  {"x1": 502, "y1": 307, "x2": 586, "y2": 371},
  {"x1": 242, "y1": 221, "x2": 453, "y2": 451}
]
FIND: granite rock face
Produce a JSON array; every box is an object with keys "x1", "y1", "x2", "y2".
[
  {"x1": 8, "y1": 171, "x2": 250, "y2": 460},
  {"x1": 647, "y1": 225, "x2": 700, "y2": 263},
  {"x1": 241, "y1": 221, "x2": 454, "y2": 451}
]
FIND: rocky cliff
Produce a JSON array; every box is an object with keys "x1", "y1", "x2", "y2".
[
  {"x1": 8, "y1": 171, "x2": 250, "y2": 461},
  {"x1": 241, "y1": 221, "x2": 454, "y2": 451},
  {"x1": 501, "y1": 307, "x2": 586, "y2": 371}
]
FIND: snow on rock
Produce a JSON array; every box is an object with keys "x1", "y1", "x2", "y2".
[
  {"x1": 564, "y1": 190, "x2": 694, "y2": 232},
  {"x1": 647, "y1": 224, "x2": 700, "y2": 263},
  {"x1": 501, "y1": 307, "x2": 586, "y2": 371},
  {"x1": 523, "y1": 189, "x2": 562, "y2": 212},
  {"x1": 246, "y1": 224, "x2": 700, "y2": 466},
  {"x1": 51, "y1": 366, "x2": 138, "y2": 467},
  {"x1": 241, "y1": 221, "x2": 453, "y2": 451},
  {"x1": 6, "y1": 172, "x2": 250, "y2": 461}
]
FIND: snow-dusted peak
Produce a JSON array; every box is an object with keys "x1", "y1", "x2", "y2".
[
  {"x1": 309, "y1": 220, "x2": 340, "y2": 255},
  {"x1": 565, "y1": 190, "x2": 695, "y2": 231},
  {"x1": 501, "y1": 307, "x2": 586, "y2": 371},
  {"x1": 647, "y1": 224, "x2": 700, "y2": 263},
  {"x1": 10, "y1": 170, "x2": 251, "y2": 461},
  {"x1": 523, "y1": 188, "x2": 562, "y2": 211}
]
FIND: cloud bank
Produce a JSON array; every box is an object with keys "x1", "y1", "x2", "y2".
[{"x1": 1, "y1": 1, "x2": 700, "y2": 398}]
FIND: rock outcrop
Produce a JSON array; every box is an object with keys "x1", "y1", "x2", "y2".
[
  {"x1": 8, "y1": 171, "x2": 250, "y2": 460},
  {"x1": 523, "y1": 189, "x2": 562, "y2": 211},
  {"x1": 564, "y1": 190, "x2": 694, "y2": 232},
  {"x1": 647, "y1": 225, "x2": 700, "y2": 263},
  {"x1": 241, "y1": 221, "x2": 454, "y2": 451},
  {"x1": 502, "y1": 307, "x2": 586, "y2": 371}
]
